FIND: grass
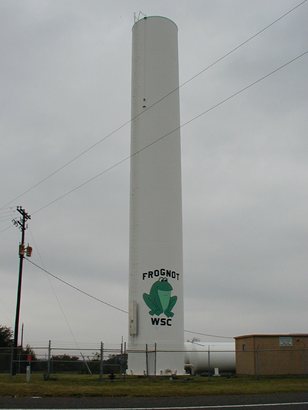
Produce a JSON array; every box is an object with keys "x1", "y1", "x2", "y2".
[{"x1": 1, "y1": 373, "x2": 308, "y2": 397}]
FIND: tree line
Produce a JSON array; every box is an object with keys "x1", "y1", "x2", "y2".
[{"x1": 0, "y1": 325, "x2": 35, "y2": 373}]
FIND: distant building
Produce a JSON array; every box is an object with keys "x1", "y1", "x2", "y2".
[{"x1": 235, "y1": 334, "x2": 308, "y2": 375}]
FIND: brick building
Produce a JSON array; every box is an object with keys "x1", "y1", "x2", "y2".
[{"x1": 235, "y1": 334, "x2": 308, "y2": 376}]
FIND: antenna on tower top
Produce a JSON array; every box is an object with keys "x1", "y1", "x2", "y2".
[{"x1": 134, "y1": 11, "x2": 147, "y2": 23}]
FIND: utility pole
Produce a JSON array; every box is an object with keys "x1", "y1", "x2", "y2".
[{"x1": 11, "y1": 206, "x2": 32, "y2": 375}]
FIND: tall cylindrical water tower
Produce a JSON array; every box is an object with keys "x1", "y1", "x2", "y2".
[{"x1": 128, "y1": 16, "x2": 184, "y2": 375}]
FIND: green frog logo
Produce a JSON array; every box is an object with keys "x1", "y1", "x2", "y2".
[{"x1": 143, "y1": 278, "x2": 177, "y2": 317}]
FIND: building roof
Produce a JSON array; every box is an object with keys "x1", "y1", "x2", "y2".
[{"x1": 234, "y1": 333, "x2": 308, "y2": 340}]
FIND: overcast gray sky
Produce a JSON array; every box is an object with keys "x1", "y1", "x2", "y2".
[{"x1": 1, "y1": 0, "x2": 307, "y2": 350}]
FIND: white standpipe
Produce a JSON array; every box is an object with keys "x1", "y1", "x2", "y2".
[{"x1": 128, "y1": 16, "x2": 184, "y2": 375}]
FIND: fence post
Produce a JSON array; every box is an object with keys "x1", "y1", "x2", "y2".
[
  {"x1": 18, "y1": 346, "x2": 21, "y2": 374},
  {"x1": 154, "y1": 342, "x2": 157, "y2": 376},
  {"x1": 208, "y1": 345, "x2": 211, "y2": 377},
  {"x1": 26, "y1": 364, "x2": 31, "y2": 383},
  {"x1": 145, "y1": 344, "x2": 148, "y2": 376},
  {"x1": 120, "y1": 339, "x2": 123, "y2": 376},
  {"x1": 99, "y1": 342, "x2": 104, "y2": 381},
  {"x1": 255, "y1": 347, "x2": 259, "y2": 378},
  {"x1": 47, "y1": 340, "x2": 51, "y2": 378},
  {"x1": 10, "y1": 344, "x2": 14, "y2": 375},
  {"x1": 123, "y1": 341, "x2": 127, "y2": 379}
]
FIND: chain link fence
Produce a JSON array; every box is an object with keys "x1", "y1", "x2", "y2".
[
  {"x1": 1, "y1": 343, "x2": 308, "y2": 377},
  {"x1": 0, "y1": 342, "x2": 127, "y2": 378}
]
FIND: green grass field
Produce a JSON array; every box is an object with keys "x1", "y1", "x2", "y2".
[{"x1": 1, "y1": 374, "x2": 308, "y2": 397}]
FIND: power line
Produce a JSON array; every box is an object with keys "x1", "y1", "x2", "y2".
[
  {"x1": 28, "y1": 229, "x2": 86, "y2": 355},
  {"x1": 0, "y1": 207, "x2": 16, "y2": 214},
  {"x1": 32, "y1": 51, "x2": 308, "y2": 215},
  {"x1": 0, "y1": 225, "x2": 12, "y2": 234},
  {"x1": 1, "y1": 0, "x2": 306, "y2": 210},
  {"x1": 0, "y1": 208, "x2": 16, "y2": 220},
  {"x1": 25, "y1": 257, "x2": 233, "y2": 340},
  {"x1": 0, "y1": 225, "x2": 13, "y2": 234},
  {"x1": 0, "y1": 215, "x2": 14, "y2": 221},
  {"x1": 184, "y1": 330, "x2": 233, "y2": 340},
  {"x1": 0, "y1": 208, "x2": 17, "y2": 234},
  {"x1": 25, "y1": 257, "x2": 128, "y2": 314},
  {"x1": 179, "y1": 0, "x2": 307, "y2": 89}
]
